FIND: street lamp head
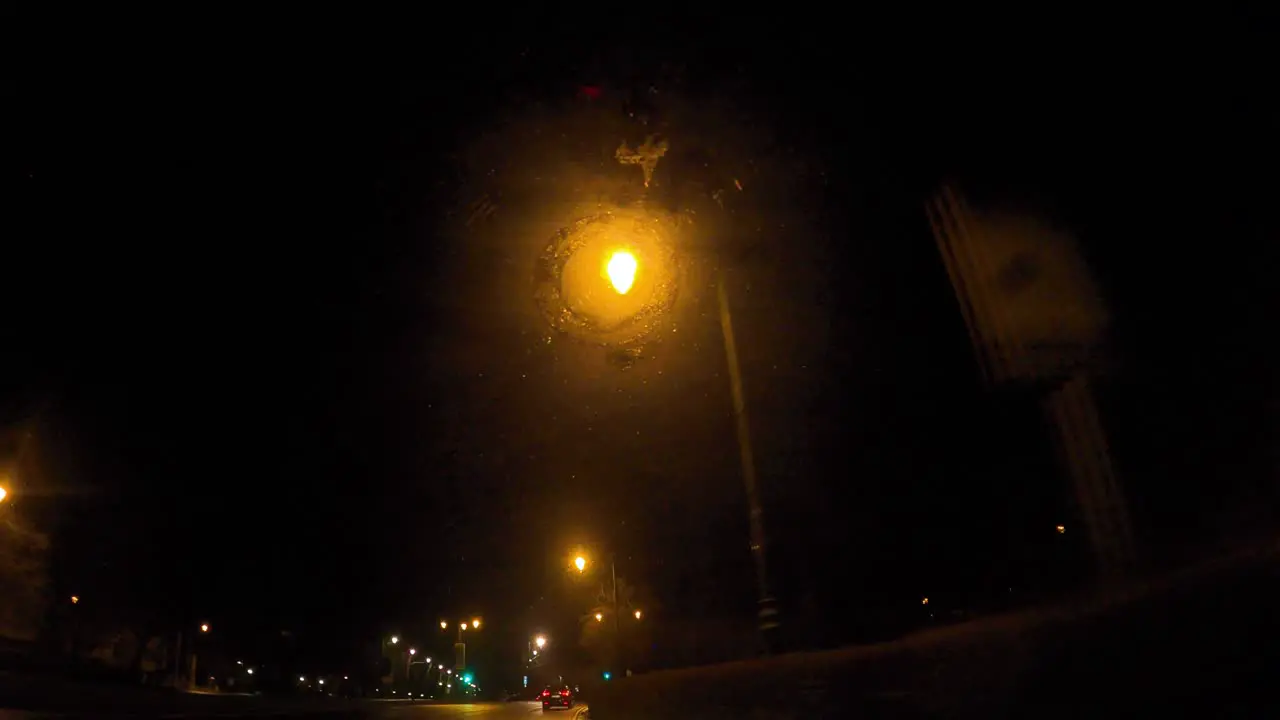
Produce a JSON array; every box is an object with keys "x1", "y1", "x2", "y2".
[
  {"x1": 471, "y1": 618, "x2": 481, "y2": 629},
  {"x1": 409, "y1": 648, "x2": 416, "y2": 656},
  {"x1": 424, "y1": 657, "x2": 431, "y2": 664},
  {"x1": 0, "y1": 486, "x2": 8, "y2": 503},
  {"x1": 534, "y1": 635, "x2": 547, "y2": 649},
  {"x1": 200, "y1": 623, "x2": 210, "y2": 633},
  {"x1": 439, "y1": 621, "x2": 447, "y2": 630},
  {"x1": 574, "y1": 556, "x2": 586, "y2": 572},
  {"x1": 594, "y1": 612, "x2": 603, "y2": 622},
  {"x1": 606, "y1": 250, "x2": 638, "y2": 295},
  {"x1": 634, "y1": 609, "x2": 642, "y2": 620},
  {"x1": 461, "y1": 622, "x2": 468, "y2": 631}
]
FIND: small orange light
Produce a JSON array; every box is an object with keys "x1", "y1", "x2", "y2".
[
  {"x1": 70, "y1": 595, "x2": 80, "y2": 604},
  {"x1": 1056, "y1": 524, "x2": 1066, "y2": 534},
  {"x1": 922, "y1": 597, "x2": 929, "y2": 605}
]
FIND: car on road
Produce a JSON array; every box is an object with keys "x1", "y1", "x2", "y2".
[{"x1": 540, "y1": 685, "x2": 575, "y2": 710}]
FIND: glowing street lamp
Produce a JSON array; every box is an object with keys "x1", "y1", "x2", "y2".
[
  {"x1": 0, "y1": 485, "x2": 8, "y2": 503},
  {"x1": 574, "y1": 556, "x2": 586, "y2": 573},
  {"x1": 634, "y1": 609, "x2": 642, "y2": 620},
  {"x1": 534, "y1": 635, "x2": 547, "y2": 649},
  {"x1": 409, "y1": 648, "x2": 417, "y2": 656},
  {"x1": 390, "y1": 635, "x2": 399, "y2": 644},
  {"x1": 461, "y1": 622, "x2": 468, "y2": 631},
  {"x1": 440, "y1": 620, "x2": 447, "y2": 629},
  {"x1": 471, "y1": 618, "x2": 481, "y2": 630},
  {"x1": 594, "y1": 612, "x2": 603, "y2": 622},
  {"x1": 200, "y1": 623, "x2": 210, "y2": 633},
  {"x1": 606, "y1": 250, "x2": 638, "y2": 295}
]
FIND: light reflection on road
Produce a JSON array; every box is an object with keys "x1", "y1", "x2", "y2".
[{"x1": 392, "y1": 701, "x2": 585, "y2": 717}]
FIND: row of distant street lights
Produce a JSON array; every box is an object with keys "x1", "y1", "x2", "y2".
[{"x1": 382, "y1": 618, "x2": 483, "y2": 693}]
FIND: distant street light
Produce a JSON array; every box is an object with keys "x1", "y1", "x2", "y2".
[
  {"x1": 409, "y1": 648, "x2": 417, "y2": 656},
  {"x1": 574, "y1": 556, "x2": 586, "y2": 573},
  {"x1": 390, "y1": 635, "x2": 399, "y2": 644},
  {"x1": 247, "y1": 668, "x2": 254, "y2": 675},
  {"x1": 461, "y1": 622, "x2": 468, "y2": 630},
  {"x1": 594, "y1": 612, "x2": 603, "y2": 622},
  {"x1": 318, "y1": 679, "x2": 325, "y2": 685},
  {"x1": 634, "y1": 609, "x2": 642, "y2": 620},
  {"x1": 1056, "y1": 524, "x2": 1066, "y2": 534},
  {"x1": 534, "y1": 635, "x2": 547, "y2": 649},
  {"x1": 440, "y1": 621, "x2": 447, "y2": 629},
  {"x1": 200, "y1": 623, "x2": 210, "y2": 633},
  {"x1": 471, "y1": 618, "x2": 481, "y2": 630},
  {"x1": 0, "y1": 485, "x2": 8, "y2": 503},
  {"x1": 70, "y1": 595, "x2": 80, "y2": 604}
]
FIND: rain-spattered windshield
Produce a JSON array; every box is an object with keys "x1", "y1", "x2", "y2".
[{"x1": 4, "y1": 16, "x2": 1273, "y2": 719}]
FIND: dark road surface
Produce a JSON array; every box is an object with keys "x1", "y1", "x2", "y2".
[{"x1": 0, "y1": 700, "x2": 586, "y2": 720}]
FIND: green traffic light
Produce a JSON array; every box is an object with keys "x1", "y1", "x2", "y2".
[{"x1": 603, "y1": 671, "x2": 612, "y2": 680}]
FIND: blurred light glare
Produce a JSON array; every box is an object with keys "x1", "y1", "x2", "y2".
[
  {"x1": 634, "y1": 609, "x2": 642, "y2": 619},
  {"x1": 594, "y1": 612, "x2": 603, "y2": 622},
  {"x1": 0, "y1": 486, "x2": 8, "y2": 503},
  {"x1": 471, "y1": 618, "x2": 481, "y2": 629},
  {"x1": 1056, "y1": 524, "x2": 1066, "y2": 534},
  {"x1": 390, "y1": 635, "x2": 399, "y2": 644},
  {"x1": 535, "y1": 635, "x2": 547, "y2": 648},
  {"x1": 606, "y1": 250, "x2": 638, "y2": 294},
  {"x1": 574, "y1": 556, "x2": 586, "y2": 572}
]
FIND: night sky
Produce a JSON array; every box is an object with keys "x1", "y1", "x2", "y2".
[{"x1": 5, "y1": 12, "x2": 1273, "y2": 683}]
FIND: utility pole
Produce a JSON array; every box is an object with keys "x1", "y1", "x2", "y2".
[
  {"x1": 717, "y1": 270, "x2": 780, "y2": 652},
  {"x1": 171, "y1": 631, "x2": 183, "y2": 689}
]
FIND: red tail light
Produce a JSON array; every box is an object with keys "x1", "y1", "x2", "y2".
[
  {"x1": 541, "y1": 690, "x2": 550, "y2": 697},
  {"x1": 561, "y1": 690, "x2": 570, "y2": 696}
]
